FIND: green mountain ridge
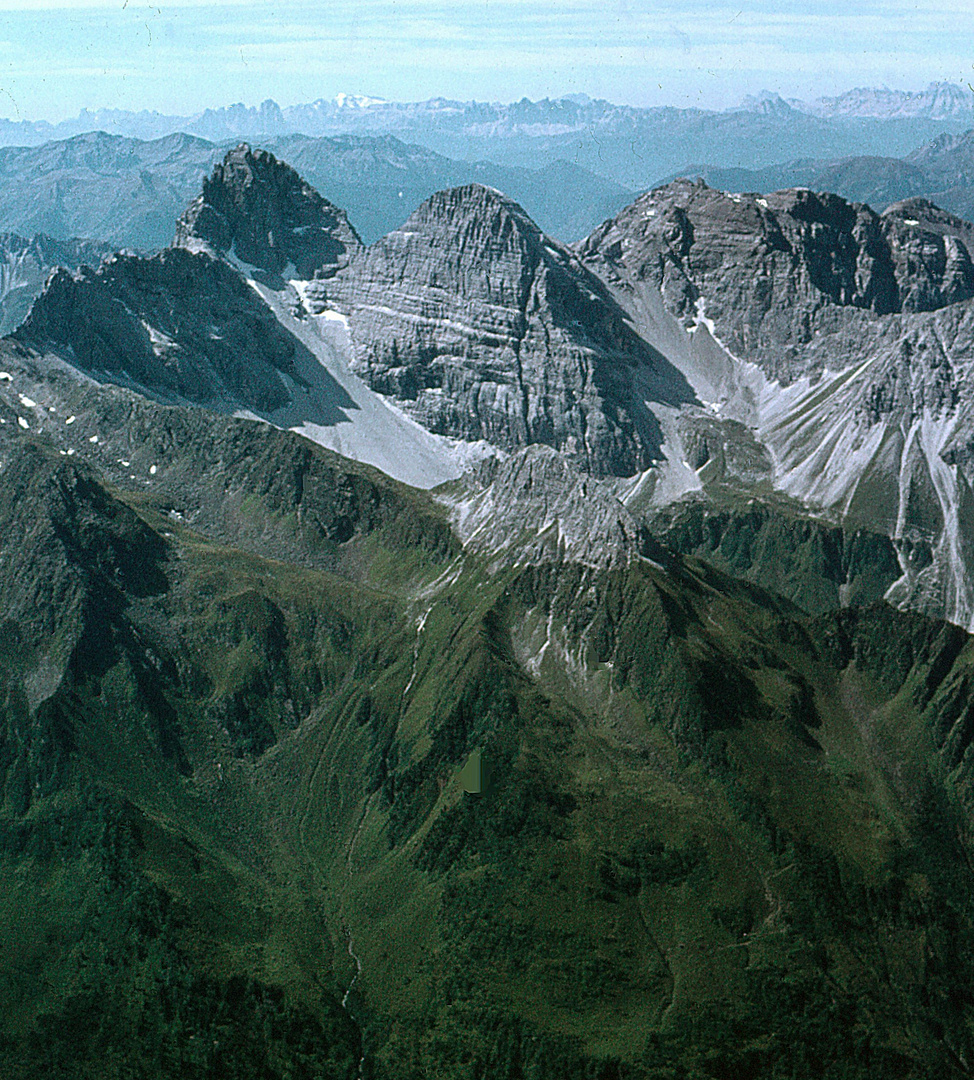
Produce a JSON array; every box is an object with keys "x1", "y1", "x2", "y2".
[{"x1": 3, "y1": 338, "x2": 974, "y2": 1076}]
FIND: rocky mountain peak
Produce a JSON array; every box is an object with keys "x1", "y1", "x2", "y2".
[
  {"x1": 737, "y1": 91, "x2": 800, "y2": 118},
  {"x1": 878, "y1": 198, "x2": 974, "y2": 312},
  {"x1": 408, "y1": 182, "x2": 542, "y2": 237},
  {"x1": 579, "y1": 179, "x2": 974, "y2": 383},
  {"x1": 318, "y1": 182, "x2": 696, "y2": 477},
  {"x1": 365, "y1": 183, "x2": 556, "y2": 308},
  {"x1": 907, "y1": 128, "x2": 974, "y2": 173},
  {"x1": 174, "y1": 142, "x2": 362, "y2": 278},
  {"x1": 807, "y1": 81, "x2": 974, "y2": 120}
]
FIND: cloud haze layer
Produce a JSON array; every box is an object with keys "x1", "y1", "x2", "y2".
[{"x1": 0, "y1": 0, "x2": 969, "y2": 120}]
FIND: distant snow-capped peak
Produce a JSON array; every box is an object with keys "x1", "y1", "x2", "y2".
[{"x1": 333, "y1": 93, "x2": 389, "y2": 109}]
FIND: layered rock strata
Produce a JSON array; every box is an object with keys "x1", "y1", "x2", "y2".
[{"x1": 315, "y1": 183, "x2": 697, "y2": 477}]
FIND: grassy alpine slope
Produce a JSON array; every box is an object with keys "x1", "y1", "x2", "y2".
[{"x1": 2, "y1": 392, "x2": 974, "y2": 1077}]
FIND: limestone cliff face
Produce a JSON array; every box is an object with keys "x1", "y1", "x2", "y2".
[
  {"x1": 579, "y1": 181, "x2": 974, "y2": 630},
  {"x1": 578, "y1": 179, "x2": 974, "y2": 387},
  {"x1": 317, "y1": 183, "x2": 696, "y2": 477},
  {"x1": 174, "y1": 143, "x2": 362, "y2": 278}
]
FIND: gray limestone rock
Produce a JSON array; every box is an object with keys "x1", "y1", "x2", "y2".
[
  {"x1": 577, "y1": 180, "x2": 974, "y2": 631},
  {"x1": 438, "y1": 444, "x2": 657, "y2": 569},
  {"x1": 578, "y1": 179, "x2": 974, "y2": 386},
  {"x1": 15, "y1": 247, "x2": 306, "y2": 413},
  {"x1": 316, "y1": 183, "x2": 697, "y2": 477}
]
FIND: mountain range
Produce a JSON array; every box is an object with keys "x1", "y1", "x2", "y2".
[
  {"x1": 4, "y1": 83, "x2": 974, "y2": 190},
  {"x1": 6, "y1": 139, "x2": 974, "y2": 1077},
  {"x1": 683, "y1": 127, "x2": 974, "y2": 225},
  {"x1": 0, "y1": 130, "x2": 633, "y2": 251}
]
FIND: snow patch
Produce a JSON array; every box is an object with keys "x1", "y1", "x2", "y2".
[
  {"x1": 334, "y1": 92, "x2": 388, "y2": 108},
  {"x1": 690, "y1": 296, "x2": 718, "y2": 337},
  {"x1": 141, "y1": 320, "x2": 177, "y2": 352},
  {"x1": 177, "y1": 236, "x2": 212, "y2": 256}
]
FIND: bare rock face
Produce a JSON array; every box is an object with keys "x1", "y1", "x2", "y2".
[
  {"x1": 881, "y1": 198, "x2": 974, "y2": 311},
  {"x1": 578, "y1": 180, "x2": 974, "y2": 630},
  {"x1": 15, "y1": 247, "x2": 301, "y2": 412},
  {"x1": 0, "y1": 233, "x2": 113, "y2": 335},
  {"x1": 174, "y1": 143, "x2": 362, "y2": 278},
  {"x1": 439, "y1": 444, "x2": 655, "y2": 569},
  {"x1": 578, "y1": 179, "x2": 974, "y2": 385},
  {"x1": 316, "y1": 183, "x2": 696, "y2": 477}
]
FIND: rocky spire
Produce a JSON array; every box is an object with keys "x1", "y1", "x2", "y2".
[{"x1": 174, "y1": 143, "x2": 362, "y2": 278}]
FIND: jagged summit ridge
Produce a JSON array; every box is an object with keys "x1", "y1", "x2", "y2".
[
  {"x1": 20, "y1": 162, "x2": 698, "y2": 484},
  {"x1": 175, "y1": 143, "x2": 362, "y2": 278},
  {"x1": 577, "y1": 179, "x2": 974, "y2": 629},
  {"x1": 579, "y1": 178, "x2": 974, "y2": 385},
  {"x1": 407, "y1": 182, "x2": 542, "y2": 238},
  {"x1": 16, "y1": 247, "x2": 304, "y2": 412}
]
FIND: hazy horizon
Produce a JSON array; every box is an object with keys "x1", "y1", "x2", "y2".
[
  {"x1": 6, "y1": 80, "x2": 974, "y2": 127},
  {"x1": 0, "y1": 0, "x2": 970, "y2": 124}
]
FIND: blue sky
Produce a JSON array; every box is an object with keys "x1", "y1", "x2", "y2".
[{"x1": 0, "y1": 0, "x2": 969, "y2": 121}]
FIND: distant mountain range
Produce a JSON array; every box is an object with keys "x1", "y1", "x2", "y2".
[
  {"x1": 803, "y1": 81, "x2": 974, "y2": 119},
  {"x1": 3, "y1": 83, "x2": 974, "y2": 190},
  {"x1": 0, "y1": 130, "x2": 633, "y2": 252},
  {"x1": 679, "y1": 127, "x2": 974, "y2": 223}
]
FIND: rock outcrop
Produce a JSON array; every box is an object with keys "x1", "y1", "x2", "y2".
[
  {"x1": 15, "y1": 247, "x2": 304, "y2": 412},
  {"x1": 174, "y1": 143, "x2": 362, "y2": 278},
  {"x1": 0, "y1": 232, "x2": 113, "y2": 334},
  {"x1": 579, "y1": 179, "x2": 974, "y2": 385},
  {"x1": 579, "y1": 181, "x2": 974, "y2": 630},
  {"x1": 439, "y1": 444, "x2": 657, "y2": 569},
  {"x1": 315, "y1": 183, "x2": 696, "y2": 476}
]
